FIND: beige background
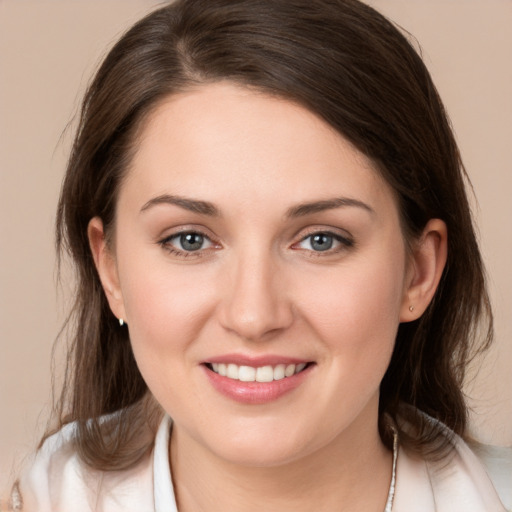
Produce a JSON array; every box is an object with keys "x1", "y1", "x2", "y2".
[{"x1": 1, "y1": 0, "x2": 511, "y2": 498}]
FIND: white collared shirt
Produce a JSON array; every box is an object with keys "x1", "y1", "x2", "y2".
[{"x1": 15, "y1": 415, "x2": 507, "y2": 511}]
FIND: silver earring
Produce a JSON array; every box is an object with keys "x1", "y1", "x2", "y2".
[
  {"x1": 119, "y1": 318, "x2": 125, "y2": 326},
  {"x1": 409, "y1": 305, "x2": 414, "y2": 312}
]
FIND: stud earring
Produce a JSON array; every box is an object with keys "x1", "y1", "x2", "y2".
[
  {"x1": 119, "y1": 318, "x2": 125, "y2": 326},
  {"x1": 409, "y1": 305, "x2": 414, "y2": 312}
]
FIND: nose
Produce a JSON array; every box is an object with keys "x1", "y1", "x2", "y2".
[{"x1": 218, "y1": 249, "x2": 294, "y2": 341}]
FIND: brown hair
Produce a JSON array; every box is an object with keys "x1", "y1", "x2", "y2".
[{"x1": 51, "y1": 0, "x2": 492, "y2": 470}]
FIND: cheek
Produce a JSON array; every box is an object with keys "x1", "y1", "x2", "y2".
[
  {"x1": 116, "y1": 252, "x2": 218, "y2": 378},
  {"x1": 297, "y1": 245, "x2": 407, "y2": 367},
  {"x1": 120, "y1": 269, "x2": 220, "y2": 420},
  {"x1": 293, "y1": 251, "x2": 407, "y2": 424},
  {"x1": 303, "y1": 258, "x2": 404, "y2": 327}
]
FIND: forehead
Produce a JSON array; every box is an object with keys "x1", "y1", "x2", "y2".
[{"x1": 121, "y1": 82, "x2": 398, "y2": 219}]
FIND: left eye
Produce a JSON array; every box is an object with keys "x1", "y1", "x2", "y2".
[
  {"x1": 167, "y1": 232, "x2": 213, "y2": 252},
  {"x1": 297, "y1": 232, "x2": 349, "y2": 252}
]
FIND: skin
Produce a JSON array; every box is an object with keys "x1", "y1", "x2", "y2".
[{"x1": 89, "y1": 82, "x2": 447, "y2": 511}]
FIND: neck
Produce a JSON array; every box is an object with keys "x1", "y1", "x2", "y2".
[{"x1": 170, "y1": 406, "x2": 393, "y2": 512}]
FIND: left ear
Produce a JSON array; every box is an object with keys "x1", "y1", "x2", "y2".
[
  {"x1": 88, "y1": 216, "x2": 126, "y2": 323},
  {"x1": 400, "y1": 219, "x2": 448, "y2": 322}
]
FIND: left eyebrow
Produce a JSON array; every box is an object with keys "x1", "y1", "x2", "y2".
[
  {"x1": 140, "y1": 194, "x2": 220, "y2": 216},
  {"x1": 285, "y1": 197, "x2": 375, "y2": 218}
]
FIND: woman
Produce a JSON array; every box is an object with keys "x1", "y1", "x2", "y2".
[{"x1": 11, "y1": 0, "x2": 506, "y2": 510}]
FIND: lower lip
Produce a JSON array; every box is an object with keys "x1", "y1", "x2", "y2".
[{"x1": 202, "y1": 364, "x2": 313, "y2": 405}]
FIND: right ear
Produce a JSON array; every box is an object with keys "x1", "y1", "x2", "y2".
[{"x1": 87, "y1": 217, "x2": 126, "y2": 322}]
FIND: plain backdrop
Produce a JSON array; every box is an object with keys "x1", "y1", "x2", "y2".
[{"x1": 1, "y1": 0, "x2": 511, "y2": 498}]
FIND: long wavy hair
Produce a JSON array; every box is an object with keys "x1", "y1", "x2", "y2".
[{"x1": 49, "y1": 0, "x2": 492, "y2": 470}]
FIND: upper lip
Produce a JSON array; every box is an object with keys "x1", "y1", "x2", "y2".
[{"x1": 204, "y1": 354, "x2": 312, "y2": 367}]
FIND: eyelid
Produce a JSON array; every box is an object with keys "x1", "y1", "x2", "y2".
[
  {"x1": 157, "y1": 226, "x2": 222, "y2": 258},
  {"x1": 156, "y1": 224, "x2": 354, "y2": 258},
  {"x1": 167, "y1": 232, "x2": 214, "y2": 250},
  {"x1": 156, "y1": 224, "x2": 220, "y2": 244},
  {"x1": 294, "y1": 225, "x2": 353, "y2": 242},
  {"x1": 291, "y1": 227, "x2": 354, "y2": 253}
]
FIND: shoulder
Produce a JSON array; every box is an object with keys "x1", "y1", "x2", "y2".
[
  {"x1": 393, "y1": 415, "x2": 507, "y2": 512},
  {"x1": 14, "y1": 421, "x2": 155, "y2": 512},
  {"x1": 470, "y1": 442, "x2": 512, "y2": 511},
  {"x1": 427, "y1": 433, "x2": 507, "y2": 511}
]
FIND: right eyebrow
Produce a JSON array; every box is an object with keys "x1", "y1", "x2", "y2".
[
  {"x1": 285, "y1": 197, "x2": 375, "y2": 218},
  {"x1": 140, "y1": 194, "x2": 220, "y2": 216}
]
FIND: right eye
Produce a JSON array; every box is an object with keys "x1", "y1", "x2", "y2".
[
  {"x1": 159, "y1": 231, "x2": 214, "y2": 255},
  {"x1": 293, "y1": 230, "x2": 354, "y2": 254},
  {"x1": 299, "y1": 232, "x2": 337, "y2": 252}
]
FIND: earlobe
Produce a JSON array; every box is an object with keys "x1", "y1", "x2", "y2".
[
  {"x1": 400, "y1": 219, "x2": 448, "y2": 322},
  {"x1": 87, "y1": 217, "x2": 126, "y2": 322}
]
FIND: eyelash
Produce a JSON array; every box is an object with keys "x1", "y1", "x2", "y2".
[
  {"x1": 293, "y1": 230, "x2": 354, "y2": 256},
  {"x1": 158, "y1": 230, "x2": 218, "y2": 258},
  {"x1": 157, "y1": 229, "x2": 354, "y2": 259}
]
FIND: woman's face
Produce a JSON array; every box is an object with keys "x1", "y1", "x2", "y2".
[{"x1": 102, "y1": 82, "x2": 414, "y2": 466}]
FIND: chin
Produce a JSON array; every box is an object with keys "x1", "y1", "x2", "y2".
[
  {"x1": 217, "y1": 443, "x2": 307, "y2": 468},
  {"x1": 201, "y1": 422, "x2": 320, "y2": 468}
]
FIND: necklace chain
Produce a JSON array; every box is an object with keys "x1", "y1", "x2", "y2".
[{"x1": 384, "y1": 427, "x2": 399, "y2": 512}]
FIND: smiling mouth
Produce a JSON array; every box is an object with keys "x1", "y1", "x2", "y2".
[{"x1": 205, "y1": 362, "x2": 312, "y2": 383}]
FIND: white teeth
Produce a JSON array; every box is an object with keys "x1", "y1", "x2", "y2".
[
  {"x1": 209, "y1": 362, "x2": 309, "y2": 382},
  {"x1": 226, "y1": 364, "x2": 239, "y2": 379},
  {"x1": 256, "y1": 366, "x2": 274, "y2": 383},
  {"x1": 295, "y1": 363, "x2": 307, "y2": 373},
  {"x1": 239, "y1": 365, "x2": 256, "y2": 382},
  {"x1": 285, "y1": 364, "x2": 296, "y2": 377},
  {"x1": 273, "y1": 364, "x2": 286, "y2": 380}
]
